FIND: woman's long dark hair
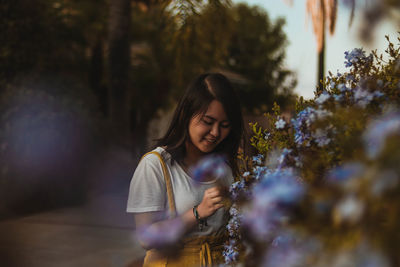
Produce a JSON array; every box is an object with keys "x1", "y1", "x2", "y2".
[{"x1": 155, "y1": 73, "x2": 245, "y2": 176}]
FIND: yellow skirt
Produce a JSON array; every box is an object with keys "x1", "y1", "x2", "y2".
[{"x1": 143, "y1": 235, "x2": 225, "y2": 267}]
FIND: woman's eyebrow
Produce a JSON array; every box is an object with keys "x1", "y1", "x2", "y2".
[
  {"x1": 204, "y1": 115, "x2": 230, "y2": 122},
  {"x1": 203, "y1": 115, "x2": 216, "y2": 120}
]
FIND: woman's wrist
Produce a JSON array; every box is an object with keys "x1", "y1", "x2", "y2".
[{"x1": 193, "y1": 204, "x2": 208, "y2": 231}]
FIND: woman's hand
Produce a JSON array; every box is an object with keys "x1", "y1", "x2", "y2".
[{"x1": 196, "y1": 186, "x2": 224, "y2": 218}]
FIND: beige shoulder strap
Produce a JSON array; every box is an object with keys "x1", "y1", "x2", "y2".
[{"x1": 141, "y1": 151, "x2": 177, "y2": 218}]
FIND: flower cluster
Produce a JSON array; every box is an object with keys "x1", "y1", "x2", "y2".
[
  {"x1": 226, "y1": 35, "x2": 400, "y2": 266},
  {"x1": 344, "y1": 48, "x2": 373, "y2": 68},
  {"x1": 243, "y1": 168, "x2": 304, "y2": 240},
  {"x1": 291, "y1": 106, "x2": 333, "y2": 147},
  {"x1": 189, "y1": 154, "x2": 228, "y2": 182}
]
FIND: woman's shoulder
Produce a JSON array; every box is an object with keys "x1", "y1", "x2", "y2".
[{"x1": 141, "y1": 146, "x2": 172, "y2": 164}]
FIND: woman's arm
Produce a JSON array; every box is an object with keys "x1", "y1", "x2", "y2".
[{"x1": 134, "y1": 186, "x2": 224, "y2": 250}]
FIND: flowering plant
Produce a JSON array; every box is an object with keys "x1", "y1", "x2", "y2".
[{"x1": 224, "y1": 35, "x2": 400, "y2": 266}]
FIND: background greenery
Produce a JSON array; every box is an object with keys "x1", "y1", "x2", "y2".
[{"x1": 0, "y1": 0, "x2": 296, "y2": 218}]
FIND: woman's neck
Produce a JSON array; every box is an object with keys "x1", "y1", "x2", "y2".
[{"x1": 183, "y1": 140, "x2": 206, "y2": 167}]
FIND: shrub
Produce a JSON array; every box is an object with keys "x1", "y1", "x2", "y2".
[{"x1": 225, "y1": 35, "x2": 400, "y2": 266}]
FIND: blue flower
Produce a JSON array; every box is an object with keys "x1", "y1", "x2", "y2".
[
  {"x1": 243, "y1": 168, "x2": 305, "y2": 240},
  {"x1": 373, "y1": 91, "x2": 384, "y2": 98},
  {"x1": 344, "y1": 48, "x2": 373, "y2": 68},
  {"x1": 291, "y1": 107, "x2": 316, "y2": 146},
  {"x1": 223, "y1": 239, "x2": 239, "y2": 264},
  {"x1": 334, "y1": 94, "x2": 343, "y2": 102},
  {"x1": 291, "y1": 107, "x2": 332, "y2": 147},
  {"x1": 253, "y1": 165, "x2": 269, "y2": 180},
  {"x1": 338, "y1": 83, "x2": 348, "y2": 92},
  {"x1": 137, "y1": 217, "x2": 185, "y2": 247},
  {"x1": 261, "y1": 231, "x2": 319, "y2": 267},
  {"x1": 353, "y1": 87, "x2": 375, "y2": 108},
  {"x1": 363, "y1": 111, "x2": 400, "y2": 159},
  {"x1": 312, "y1": 128, "x2": 331, "y2": 147},
  {"x1": 315, "y1": 92, "x2": 330, "y2": 105},
  {"x1": 252, "y1": 154, "x2": 264, "y2": 165},
  {"x1": 275, "y1": 118, "x2": 286, "y2": 129},
  {"x1": 190, "y1": 154, "x2": 228, "y2": 182},
  {"x1": 346, "y1": 74, "x2": 356, "y2": 82},
  {"x1": 230, "y1": 180, "x2": 246, "y2": 200},
  {"x1": 277, "y1": 148, "x2": 293, "y2": 169},
  {"x1": 294, "y1": 156, "x2": 303, "y2": 168},
  {"x1": 327, "y1": 162, "x2": 365, "y2": 182}
]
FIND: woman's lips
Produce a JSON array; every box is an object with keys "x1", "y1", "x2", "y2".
[{"x1": 204, "y1": 137, "x2": 217, "y2": 145}]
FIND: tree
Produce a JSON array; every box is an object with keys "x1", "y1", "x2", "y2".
[
  {"x1": 108, "y1": 0, "x2": 132, "y2": 144},
  {"x1": 306, "y1": 0, "x2": 338, "y2": 91},
  {"x1": 168, "y1": 2, "x2": 297, "y2": 114},
  {"x1": 225, "y1": 3, "x2": 296, "y2": 113},
  {"x1": 127, "y1": 1, "x2": 297, "y2": 154}
]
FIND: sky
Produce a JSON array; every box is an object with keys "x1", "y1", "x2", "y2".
[{"x1": 234, "y1": 0, "x2": 398, "y2": 99}]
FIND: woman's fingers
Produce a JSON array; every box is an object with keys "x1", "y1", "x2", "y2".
[
  {"x1": 205, "y1": 187, "x2": 222, "y2": 197},
  {"x1": 214, "y1": 203, "x2": 224, "y2": 210},
  {"x1": 211, "y1": 196, "x2": 223, "y2": 204}
]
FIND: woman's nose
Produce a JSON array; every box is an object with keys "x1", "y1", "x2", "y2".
[{"x1": 210, "y1": 123, "x2": 220, "y2": 138}]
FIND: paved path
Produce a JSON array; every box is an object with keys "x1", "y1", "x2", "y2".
[{"x1": 0, "y1": 194, "x2": 145, "y2": 267}]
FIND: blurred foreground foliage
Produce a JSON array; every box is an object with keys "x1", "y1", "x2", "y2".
[
  {"x1": 0, "y1": 74, "x2": 103, "y2": 217},
  {"x1": 225, "y1": 35, "x2": 400, "y2": 266}
]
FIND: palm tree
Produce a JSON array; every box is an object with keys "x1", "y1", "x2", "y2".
[
  {"x1": 306, "y1": 0, "x2": 358, "y2": 92},
  {"x1": 306, "y1": 0, "x2": 337, "y2": 92}
]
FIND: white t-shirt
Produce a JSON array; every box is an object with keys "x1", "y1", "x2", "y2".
[{"x1": 126, "y1": 147, "x2": 233, "y2": 237}]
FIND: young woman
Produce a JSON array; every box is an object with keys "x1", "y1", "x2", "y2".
[{"x1": 127, "y1": 73, "x2": 244, "y2": 266}]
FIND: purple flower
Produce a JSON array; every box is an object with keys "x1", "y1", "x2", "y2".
[
  {"x1": 344, "y1": 48, "x2": 373, "y2": 68},
  {"x1": 223, "y1": 239, "x2": 239, "y2": 264},
  {"x1": 252, "y1": 154, "x2": 264, "y2": 165},
  {"x1": 363, "y1": 111, "x2": 400, "y2": 159},
  {"x1": 292, "y1": 107, "x2": 332, "y2": 147},
  {"x1": 334, "y1": 94, "x2": 343, "y2": 102},
  {"x1": 137, "y1": 218, "x2": 185, "y2": 248},
  {"x1": 291, "y1": 107, "x2": 316, "y2": 146},
  {"x1": 190, "y1": 154, "x2": 228, "y2": 182},
  {"x1": 327, "y1": 162, "x2": 365, "y2": 183},
  {"x1": 353, "y1": 87, "x2": 374, "y2": 108},
  {"x1": 230, "y1": 180, "x2": 246, "y2": 200},
  {"x1": 262, "y1": 232, "x2": 319, "y2": 267},
  {"x1": 277, "y1": 148, "x2": 293, "y2": 169},
  {"x1": 253, "y1": 165, "x2": 269, "y2": 180},
  {"x1": 312, "y1": 128, "x2": 331, "y2": 147},
  {"x1": 346, "y1": 74, "x2": 356, "y2": 82},
  {"x1": 243, "y1": 169, "x2": 305, "y2": 240},
  {"x1": 338, "y1": 83, "x2": 348, "y2": 92},
  {"x1": 315, "y1": 92, "x2": 330, "y2": 105}
]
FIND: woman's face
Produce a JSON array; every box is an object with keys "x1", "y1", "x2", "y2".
[{"x1": 187, "y1": 100, "x2": 231, "y2": 154}]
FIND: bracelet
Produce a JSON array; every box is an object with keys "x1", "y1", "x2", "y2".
[{"x1": 193, "y1": 205, "x2": 208, "y2": 231}]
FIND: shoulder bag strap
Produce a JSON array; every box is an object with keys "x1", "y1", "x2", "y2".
[{"x1": 141, "y1": 151, "x2": 177, "y2": 218}]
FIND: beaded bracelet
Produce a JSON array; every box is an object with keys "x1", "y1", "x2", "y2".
[{"x1": 193, "y1": 205, "x2": 208, "y2": 231}]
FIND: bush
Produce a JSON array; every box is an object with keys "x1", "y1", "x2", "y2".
[{"x1": 225, "y1": 35, "x2": 400, "y2": 266}]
